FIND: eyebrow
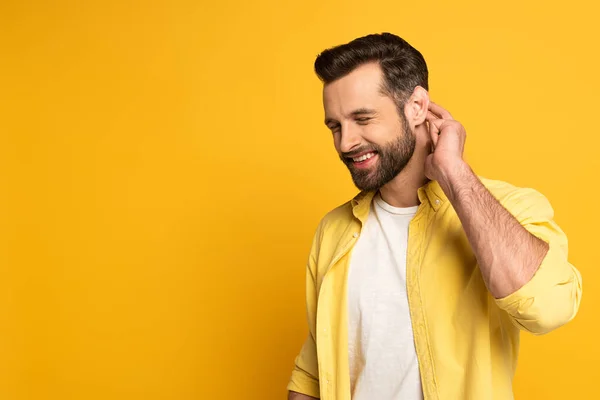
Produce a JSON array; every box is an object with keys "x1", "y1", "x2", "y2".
[{"x1": 324, "y1": 108, "x2": 377, "y2": 126}]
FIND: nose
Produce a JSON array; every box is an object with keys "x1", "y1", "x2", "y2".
[{"x1": 338, "y1": 123, "x2": 362, "y2": 154}]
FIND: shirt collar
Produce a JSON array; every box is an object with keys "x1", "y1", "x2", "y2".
[{"x1": 350, "y1": 179, "x2": 447, "y2": 223}]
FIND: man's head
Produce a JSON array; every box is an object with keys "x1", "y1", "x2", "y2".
[{"x1": 315, "y1": 33, "x2": 430, "y2": 191}]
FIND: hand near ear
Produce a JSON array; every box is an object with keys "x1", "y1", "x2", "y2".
[{"x1": 424, "y1": 102, "x2": 467, "y2": 182}]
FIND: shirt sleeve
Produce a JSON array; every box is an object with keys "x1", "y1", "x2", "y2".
[
  {"x1": 494, "y1": 187, "x2": 583, "y2": 335},
  {"x1": 287, "y1": 332, "x2": 320, "y2": 398},
  {"x1": 287, "y1": 224, "x2": 322, "y2": 398}
]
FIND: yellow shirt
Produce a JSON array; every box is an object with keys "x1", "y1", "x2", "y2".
[{"x1": 287, "y1": 177, "x2": 582, "y2": 400}]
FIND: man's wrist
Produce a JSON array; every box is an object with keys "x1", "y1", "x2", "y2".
[{"x1": 437, "y1": 160, "x2": 474, "y2": 202}]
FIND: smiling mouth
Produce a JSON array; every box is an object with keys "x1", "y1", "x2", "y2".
[
  {"x1": 345, "y1": 151, "x2": 378, "y2": 169},
  {"x1": 351, "y1": 152, "x2": 377, "y2": 163}
]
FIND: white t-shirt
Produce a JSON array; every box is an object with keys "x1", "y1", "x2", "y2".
[{"x1": 347, "y1": 193, "x2": 423, "y2": 400}]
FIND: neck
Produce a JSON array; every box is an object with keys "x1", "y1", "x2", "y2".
[{"x1": 378, "y1": 130, "x2": 432, "y2": 208}]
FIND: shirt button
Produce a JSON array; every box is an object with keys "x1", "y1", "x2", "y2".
[
  {"x1": 353, "y1": 232, "x2": 359, "y2": 238},
  {"x1": 435, "y1": 199, "x2": 441, "y2": 205}
]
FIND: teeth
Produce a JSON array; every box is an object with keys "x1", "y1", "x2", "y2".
[{"x1": 353, "y1": 152, "x2": 375, "y2": 162}]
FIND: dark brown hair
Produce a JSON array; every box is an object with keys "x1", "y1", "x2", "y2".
[{"x1": 314, "y1": 33, "x2": 428, "y2": 109}]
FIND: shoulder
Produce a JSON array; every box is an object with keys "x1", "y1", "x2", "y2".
[
  {"x1": 307, "y1": 195, "x2": 359, "y2": 267},
  {"x1": 301, "y1": 201, "x2": 358, "y2": 331},
  {"x1": 316, "y1": 198, "x2": 355, "y2": 237}
]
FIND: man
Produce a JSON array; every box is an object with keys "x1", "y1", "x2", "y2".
[{"x1": 286, "y1": 33, "x2": 582, "y2": 400}]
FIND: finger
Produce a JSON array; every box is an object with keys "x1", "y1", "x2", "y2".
[
  {"x1": 429, "y1": 118, "x2": 461, "y2": 135},
  {"x1": 427, "y1": 114, "x2": 441, "y2": 132},
  {"x1": 426, "y1": 111, "x2": 440, "y2": 122},
  {"x1": 428, "y1": 119, "x2": 461, "y2": 147},
  {"x1": 428, "y1": 101, "x2": 454, "y2": 120},
  {"x1": 427, "y1": 118, "x2": 440, "y2": 148}
]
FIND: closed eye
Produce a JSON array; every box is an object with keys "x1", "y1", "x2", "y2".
[{"x1": 356, "y1": 117, "x2": 372, "y2": 124}]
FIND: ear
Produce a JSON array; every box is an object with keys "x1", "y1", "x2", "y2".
[{"x1": 403, "y1": 86, "x2": 429, "y2": 127}]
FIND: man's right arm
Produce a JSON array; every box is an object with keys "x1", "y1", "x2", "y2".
[
  {"x1": 286, "y1": 272, "x2": 321, "y2": 398},
  {"x1": 288, "y1": 391, "x2": 319, "y2": 400},
  {"x1": 286, "y1": 331, "x2": 320, "y2": 398},
  {"x1": 286, "y1": 222, "x2": 323, "y2": 399}
]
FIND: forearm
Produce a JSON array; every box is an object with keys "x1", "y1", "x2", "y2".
[
  {"x1": 288, "y1": 391, "x2": 319, "y2": 400},
  {"x1": 439, "y1": 162, "x2": 549, "y2": 298}
]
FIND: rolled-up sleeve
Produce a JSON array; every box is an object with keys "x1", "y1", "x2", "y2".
[
  {"x1": 287, "y1": 333, "x2": 320, "y2": 398},
  {"x1": 495, "y1": 188, "x2": 583, "y2": 335}
]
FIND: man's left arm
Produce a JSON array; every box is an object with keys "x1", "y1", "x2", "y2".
[{"x1": 426, "y1": 102, "x2": 582, "y2": 335}]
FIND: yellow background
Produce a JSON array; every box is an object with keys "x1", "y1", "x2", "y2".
[{"x1": 1, "y1": 0, "x2": 598, "y2": 399}]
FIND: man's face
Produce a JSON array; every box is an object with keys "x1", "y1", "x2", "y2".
[{"x1": 323, "y1": 62, "x2": 415, "y2": 192}]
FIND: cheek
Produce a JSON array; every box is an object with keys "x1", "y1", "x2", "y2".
[
  {"x1": 361, "y1": 125, "x2": 387, "y2": 144},
  {"x1": 332, "y1": 133, "x2": 342, "y2": 153},
  {"x1": 375, "y1": 122, "x2": 402, "y2": 141}
]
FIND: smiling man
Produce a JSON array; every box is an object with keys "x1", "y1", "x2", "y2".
[{"x1": 286, "y1": 33, "x2": 582, "y2": 400}]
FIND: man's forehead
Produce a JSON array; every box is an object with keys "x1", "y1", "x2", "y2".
[{"x1": 322, "y1": 63, "x2": 386, "y2": 116}]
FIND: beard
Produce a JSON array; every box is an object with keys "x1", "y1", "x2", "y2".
[{"x1": 340, "y1": 118, "x2": 415, "y2": 192}]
